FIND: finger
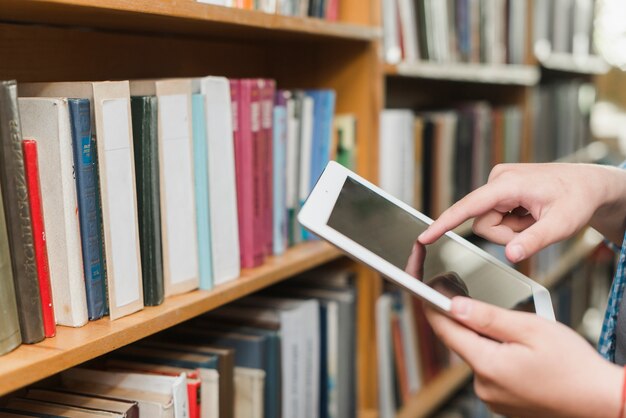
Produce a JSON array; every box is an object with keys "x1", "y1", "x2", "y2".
[
  {"x1": 473, "y1": 211, "x2": 536, "y2": 245},
  {"x1": 504, "y1": 215, "x2": 573, "y2": 263},
  {"x1": 418, "y1": 182, "x2": 520, "y2": 244},
  {"x1": 449, "y1": 297, "x2": 538, "y2": 345},
  {"x1": 424, "y1": 305, "x2": 499, "y2": 367}
]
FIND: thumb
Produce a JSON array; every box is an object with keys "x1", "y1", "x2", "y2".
[
  {"x1": 450, "y1": 297, "x2": 538, "y2": 344},
  {"x1": 504, "y1": 217, "x2": 565, "y2": 263}
]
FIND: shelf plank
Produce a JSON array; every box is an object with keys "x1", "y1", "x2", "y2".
[
  {"x1": 539, "y1": 53, "x2": 610, "y2": 75},
  {"x1": 396, "y1": 363, "x2": 472, "y2": 418},
  {"x1": 386, "y1": 61, "x2": 540, "y2": 86},
  {"x1": 0, "y1": 241, "x2": 341, "y2": 396},
  {"x1": 0, "y1": 0, "x2": 380, "y2": 42},
  {"x1": 536, "y1": 229, "x2": 603, "y2": 290}
]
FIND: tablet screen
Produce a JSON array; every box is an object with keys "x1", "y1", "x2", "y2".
[{"x1": 327, "y1": 177, "x2": 535, "y2": 311}]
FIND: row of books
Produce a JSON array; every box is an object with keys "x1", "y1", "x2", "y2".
[
  {"x1": 383, "y1": 0, "x2": 529, "y2": 65},
  {"x1": 1, "y1": 266, "x2": 358, "y2": 418},
  {"x1": 0, "y1": 78, "x2": 357, "y2": 354},
  {"x1": 533, "y1": 0, "x2": 597, "y2": 60},
  {"x1": 380, "y1": 104, "x2": 524, "y2": 219},
  {"x1": 197, "y1": 0, "x2": 339, "y2": 20}
]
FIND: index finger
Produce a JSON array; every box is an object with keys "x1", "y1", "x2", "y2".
[{"x1": 418, "y1": 181, "x2": 520, "y2": 244}]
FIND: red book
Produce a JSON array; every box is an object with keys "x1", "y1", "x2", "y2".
[
  {"x1": 260, "y1": 79, "x2": 275, "y2": 256},
  {"x1": 326, "y1": 0, "x2": 339, "y2": 21},
  {"x1": 22, "y1": 139, "x2": 55, "y2": 338},
  {"x1": 233, "y1": 79, "x2": 265, "y2": 268}
]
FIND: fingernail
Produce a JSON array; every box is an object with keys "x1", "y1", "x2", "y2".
[
  {"x1": 509, "y1": 244, "x2": 525, "y2": 263},
  {"x1": 452, "y1": 298, "x2": 471, "y2": 319},
  {"x1": 418, "y1": 232, "x2": 426, "y2": 241}
]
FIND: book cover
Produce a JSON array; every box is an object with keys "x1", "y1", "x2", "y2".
[
  {"x1": 68, "y1": 98, "x2": 107, "y2": 318},
  {"x1": 272, "y1": 94, "x2": 288, "y2": 256},
  {"x1": 0, "y1": 165, "x2": 21, "y2": 355},
  {"x1": 199, "y1": 77, "x2": 240, "y2": 285},
  {"x1": 376, "y1": 294, "x2": 395, "y2": 418},
  {"x1": 22, "y1": 139, "x2": 55, "y2": 337},
  {"x1": 130, "y1": 96, "x2": 165, "y2": 306},
  {"x1": 191, "y1": 93, "x2": 214, "y2": 291},
  {"x1": 24, "y1": 388, "x2": 139, "y2": 418},
  {"x1": 260, "y1": 79, "x2": 275, "y2": 256},
  {"x1": 19, "y1": 97, "x2": 89, "y2": 328},
  {"x1": 0, "y1": 81, "x2": 45, "y2": 344},
  {"x1": 284, "y1": 91, "x2": 302, "y2": 246},
  {"x1": 235, "y1": 79, "x2": 265, "y2": 268}
]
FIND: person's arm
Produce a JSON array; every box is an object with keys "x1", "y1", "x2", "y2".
[
  {"x1": 425, "y1": 298, "x2": 625, "y2": 418},
  {"x1": 418, "y1": 163, "x2": 626, "y2": 262}
]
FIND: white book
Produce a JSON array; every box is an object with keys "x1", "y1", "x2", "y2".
[
  {"x1": 20, "y1": 81, "x2": 144, "y2": 321},
  {"x1": 199, "y1": 368, "x2": 220, "y2": 418},
  {"x1": 18, "y1": 98, "x2": 88, "y2": 327},
  {"x1": 397, "y1": 0, "x2": 419, "y2": 62},
  {"x1": 285, "y1": 95, "x2": 300, "y2": 240},
  {"x1": 234, "y1": 367, "x2": 265, "y2": 418},
  {"x1": 380, "y1": 110, "x2": 415, "y2": 205},
  {"x1": 242, "y1": 295, "x2": 320, "y2": 418},
  {"x1": 382, "y1": 0, "x2": 402, "y2": 63},
  {"x1": 130, "y1": 79, "x2": 199, "y2": 297},
  {"x1": 400, "y1": 291, "x2": 422, "y2": 394},
  {"x1": 61, "y1": 368, "x2": 185, "y2": 418},
  {"x1": 200, "y1": 76, "x2": 240, "y2": 285},
  {"x1": 376, "y1": 294, "x2": 394, "y2": 418}
]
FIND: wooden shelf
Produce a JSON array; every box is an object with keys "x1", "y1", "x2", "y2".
[
  {"x1": 539, "y1": 53, "x2": 610, "y2": 75},
  {"x1": 0, "y1": 241, "x2": 341, "y2": 396},
  {"x1": 535, "y1": 228, "x2": 603, "y2": 290},
  {"x1": 385, "y1": 62, "x2": 540, "y2": 86},
  {"x1": 396, "y1": 363, "x2": 472, "y2": 418},
  {"x1": 0, "y1": 0, "x2": 380, "y2": 42}
]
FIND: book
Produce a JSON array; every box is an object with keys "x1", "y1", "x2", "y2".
[
  {"x1": 332, "y1": 114, "x2": 357, "y2": 170},
  {"x1": 284, "y1": 91, "x2": 302, "y2": 246},
  {"x1": 4, "y1": 398, "x2": 125, "y2": 418},
  {"x1": 272, "y1": 93, "x2": 288, "y2": 255},
  {"x1": 22, "y1": 139, "x2": 55, "y2": 337},
  {"x1": 130, "y1": 96, "x2": 165, "y2": 306},
  {"x1": 0, "y1": 167, "x2": 21, "y2": 355},
  {"x1": 0, "y1": 82, "x2": 44, "y2": 344},
  {"x1": 130, "y1": 79, "x2": 199, "y2": 298},
  {"x1": 23, "y1": 389, "x2": 139, "y2": 418},
  {"x1": 260, "y1": 79, "x2": 275, "y2": 256},
  {"x1": 190, "y1": 93, "x2": 214, "y2": 291},
  {"x1": 20, "y1": 81, "x2": 145, "y2": 321},
  {"x1": 379, "y1": 110, "x2": 415, "y2": 206},
  {"x1": 233, "y1": 367, "x2": 265, "y2": 418},
  {"x1": 19, "y1": 97, "x2": 89, "y2": 327},
  {"x1": 200, "y1": 77, "x2": 240, "y2": 285},
  {"x1": 376, "y1": 294, "x2": 395, "y2": 418},
  {"x1": 68, "y1": 98, "x2": 107, "y2": 318},
  {"x1": 298, "y1": 94, "x2": 314, "y2": 239},
  {"x1": 232, "y1": 79, "x2": 265, "y2": 268},
  {"x1": 307, "y1": 90, "x2": 336, "y2": 193}
]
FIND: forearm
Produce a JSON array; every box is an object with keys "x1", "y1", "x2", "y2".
[{"x1": 589, "y1": 165, "x2": 626, "y2": 246}]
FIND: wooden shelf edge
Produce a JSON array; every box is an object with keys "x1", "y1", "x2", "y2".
[
  {"x1": 536, "y1": 228, "x2": 603, "y2": 289},
  {"x1": 539, "y1": 53, "x2": 610, "y2": 75},
  {"x1": 0, "y1": 241, "x2": 341, "y2": 396},
  {"x1": 385, "y1": 61, "x2": 540, "y2": 86},
  {"x1": 0, "y1": 0, "x2": 381, "y2": 41},
  {"x1": 396, "y1": 363, "x2": 472, "y2": 418}
]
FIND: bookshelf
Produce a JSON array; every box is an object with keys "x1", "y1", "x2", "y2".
[{"x1": 538, "y1": 53, "x2": 611, "y2": 76}]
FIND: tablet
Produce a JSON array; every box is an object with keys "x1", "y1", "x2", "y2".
[{"x1": 298, "y1": 161, "x2": 555, "y2": 320}]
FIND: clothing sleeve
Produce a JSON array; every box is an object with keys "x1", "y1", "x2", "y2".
[{"x1": 604, "y1": 160, "x2": 626, "y2": 253}]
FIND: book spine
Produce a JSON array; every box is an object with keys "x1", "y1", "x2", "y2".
[
  {"x1": 68, "y1": 99, "x2": 107, "y2": 319},
  {"x1": 272, "y1": 96, "x2": 288, "y2": 256},
  {"x1": 261, "y1": 79, "x2": 275, "y2": 256},
  {"x1": 130, "y1": 96, "x2": 165, "y2": 306},
  {"x1": 22, "y1": 139, "x2": 55, "y2": 338},
  {"x1": 0, "y1": 161, "x2": 21, "y2": 354},
  {"x1": 250, "y1": 81, "x2": 266, "y2": 263},
  {"x1": 0, "y1": 80, "x2": 44, "y2": 344}
]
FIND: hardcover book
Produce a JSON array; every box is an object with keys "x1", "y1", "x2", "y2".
[
  {"x1": 0, "y1": 81, "x2": 45, "y2": 343},
  {"x1": 130, "y1": 96, "x2": 165, "y2": 306},
  {"x1": 68, "y1": 98, "x2": 107, "y2": 319},
  {"x1": 22, "y1": 139, "x2": 56, "y2": 337}
]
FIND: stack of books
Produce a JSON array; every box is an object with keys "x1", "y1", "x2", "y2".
[{"x1": 197, "y1": 0, "x2": 340, "y2": 20}]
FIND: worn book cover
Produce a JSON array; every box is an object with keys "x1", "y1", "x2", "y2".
[{"x1": 0, "y1": 80, "x2": 44, "y2": 343}]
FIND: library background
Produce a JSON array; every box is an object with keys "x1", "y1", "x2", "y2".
[{"x1": 0, "y1": 0, "x2": 625, "y2": 417}]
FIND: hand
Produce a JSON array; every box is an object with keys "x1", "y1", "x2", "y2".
[
  {"x1": 425, "y1": 297, "x2": 624, "y2": 418},
  {"x1": 418, "y1": 163, "x2": 626, "y2": 262}
]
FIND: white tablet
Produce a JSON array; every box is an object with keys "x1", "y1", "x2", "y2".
[{"x1": 298, "y1": 161, "x2": 555, "y2": 320}]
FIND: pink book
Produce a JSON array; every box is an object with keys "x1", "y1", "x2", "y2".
[
  {"x1": 235, "y1": 79, "x2": 265, "y2": 268},
  {"x1": 326, "y1": 0, "x2": 339, "y2": 21},
  {"x1": 260, "y1": 79, "x2": 275, "y2": 256}
]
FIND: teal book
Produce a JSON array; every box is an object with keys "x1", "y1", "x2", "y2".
[{"x1": 192, "y1": 94, "x2": 214, "y2": 290}]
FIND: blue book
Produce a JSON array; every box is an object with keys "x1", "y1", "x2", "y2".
[
  {"x1": 272, "y1": 104, "x2": 287, "y2": 255},
  {"x1": 115, "y1": 345, "x2": 219, "y2": 370},
  {"x1": 68, "y1": 99, "x2": 106, "y2": 320},
  {"x1": 191, "y1": 94, "x2": 214, "y2": 290},
  {"x1": 306, "y1": 90, "x2": 336, "y2": 191}
]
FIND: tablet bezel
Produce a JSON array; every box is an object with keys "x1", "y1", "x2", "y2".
[{"x1": 298, "y1": 161, "x2": 555, "y2": 321}]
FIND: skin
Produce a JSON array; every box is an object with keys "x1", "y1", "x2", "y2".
[{"x1": 416, "y1": 163, "x2": 626, "y2": 417}]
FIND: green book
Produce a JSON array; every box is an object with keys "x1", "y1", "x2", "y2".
[
  {"x1": 0, "y1": 80, "x2": 44, "y2": 344},
  {"x1": 0, "y1": 177, "x2": 21, "y2": 355},
  {"x1": 131, "y1": 96, "x2": 164, "y2": 307}
]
